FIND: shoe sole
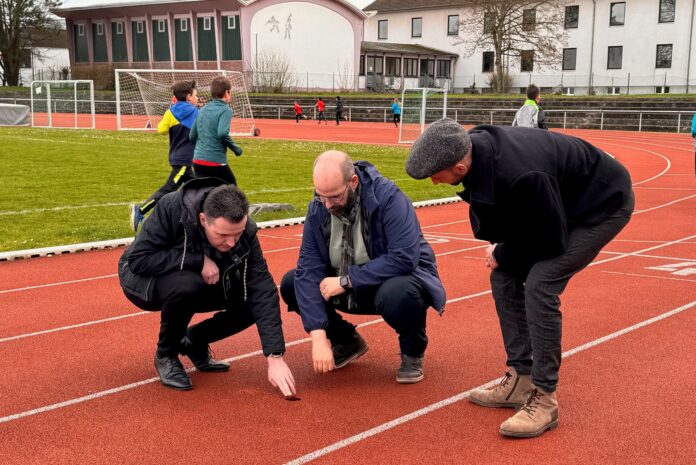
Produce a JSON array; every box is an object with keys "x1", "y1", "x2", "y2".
[
  {"x1": 160, "y1": 380, "x2": 193, "y2": 391},
  {"x1": 499, "y1": 420, "x2": 559, "y2": 438},
  {"x1": 334, "y1": 344, "x2": 369, "y2": 369},
  {"x1": 468, "y1": 396, "x2": 525, "y2": 409},
  {"x1": 396, "y1": 373, "x2": 424, "y2": 384},
  {"x1": 195, "y1": 364, "x2": 230, "y2": 372}
]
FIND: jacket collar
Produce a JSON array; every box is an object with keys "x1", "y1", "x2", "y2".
[{"x1": 459, "y1": 129, "x2": 496, "y2": 205}]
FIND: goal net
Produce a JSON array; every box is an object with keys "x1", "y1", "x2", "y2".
[
  {"x1": 30, "y1": 80, "x2": 95, "y2": 129},
  {"x1": 115, "y1": 69, "x2": 256, "y2": 136},
  {"x1": 398, "y1": 87, "x2": 448, "y2": 144}
]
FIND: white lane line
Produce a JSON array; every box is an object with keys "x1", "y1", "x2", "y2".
[
  {"x1": 635, "y1": 187, "x2": 696, "y2": 191},
  {"x1": 422, "y1": 219, "x2": 469, "y2": 229},
  {"x1": 592, "y1": 234, "x2": 696, "y2": 267},
  {"x1": 0, "y1": 274, "x2": 117, "y2": 294},
  {"x1": 0, "y1": 289, "x2": 492, "y2": 424},
  {"x1": 601, "y1": 251, "x2": 696, "y2": 262},
  {"x1": 633, "y1": 193, "x2": 696, "y2": 214},
  {"x1": 601, "y1": 271, "x2": 696, "y2": 283},
  {"x1": 282, "y1": 299, "x2": 696, "y2": 465}
]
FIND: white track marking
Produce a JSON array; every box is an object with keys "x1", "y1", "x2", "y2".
[
  {"x1": 601, "y1": 271, "x2": 696, "y2": 283},
  {"x1": 633, "y1": 193, "x2": 696, "y2": 214},
  {"x1": 601, "y1": 251, "x2": 696, "y2": 262},
  {"x1": 282, "y1": 300, "x2": 696, "y2": 465}
]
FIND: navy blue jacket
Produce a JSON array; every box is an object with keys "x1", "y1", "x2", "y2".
[
  {"x1": 294, "y1": 161, "x2": 446, "y2": 333},
  {"x1": 460, "y1": 125, "x2": 633, "y2": 273}
]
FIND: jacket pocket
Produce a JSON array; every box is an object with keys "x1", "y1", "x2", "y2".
[{"x1": 118, "y1": 253, "x2": 155, "y2": 302}]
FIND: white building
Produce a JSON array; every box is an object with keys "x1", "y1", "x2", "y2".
[{"x1": 363, "y1": 0, "x2": 696, "y2": 94}]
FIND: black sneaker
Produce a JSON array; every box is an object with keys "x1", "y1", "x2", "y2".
[
  {"x1": 332, "y1": 332, "x2": 369, "y2": 369},
  {"x1": 396, "y1": 354, "x2": 424, "y2": 384},
  {"x1": 180, "y1": 337, "x2": 230, "y2": 372},
  {"x1": 154, "y1": 353, "x2": 192, "y2": 390}
]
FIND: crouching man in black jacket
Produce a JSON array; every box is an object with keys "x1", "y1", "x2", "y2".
[{"x1": 118, "y1": 178, "x2": 296, "y2": 395}]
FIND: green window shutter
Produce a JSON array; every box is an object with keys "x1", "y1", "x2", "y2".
[
  {"x1": 111, "y1": 22, "x2": 127, "y2": 62},
  {"x1": 175, "y1": 18, "x2": 193, "y2": 61},
  {"x1": 92, "y1": 24, "x2": 108, "y2": 62},
  {"x1": 74, "y1": 24, "x2": 89, "y2": 63},
  {"x1": 222, "y1": 15, "x2": 241, "y2": 60},
  {"x1": 152, "y1": 19, "x2": 170, "y2": 62},
  {"x1": 197, "y1": 17, "x2": 217, "y2": 61},
  {"x1": 131, "y1": 21, "x2": 149, "y2": 62}
]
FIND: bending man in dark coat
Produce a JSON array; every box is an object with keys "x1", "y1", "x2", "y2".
[
  {"x1": 119, "y1": 178, "x2": 296, "y2": 395},
  {"x1": 281, "y1": 151, "x2": 446, "y2": 384},
  {"x1": 405, "y1": 119, "x2": 634, "y2": 438}
]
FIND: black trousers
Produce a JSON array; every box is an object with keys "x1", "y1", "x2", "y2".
[
  {"x1": 335, "y1": 111, "x2": 342, "y2": 125},
  {"x1": 193, "y1": 163, "x2": 237, "y2": 185},
  {"x1": 280, "y1": 270, "x2": 430, "y2": 357},
  {"x1": 139, "y1": 165, "x2": 193, "y2": 215},
  {"x1": 123, "y1": 270, "x2": 254, "y2": 357},
  {"x1": 393, "y1": 114, "x2": 400, "y2": 126},
  {"x1": 490, "y1": 191, "x2": 634, "y2": 392},
  {"x1": 317, "y1": 111, "x2": 326, "y2": 123}
]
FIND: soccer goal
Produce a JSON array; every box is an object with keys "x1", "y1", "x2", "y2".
[
  {"x1": 398, "y1": 87, "x2": 448, "y2": 144},
  {"x1": 115, "y1": 69, "x2": 256, "y2": 136},
  {"x1": 30, "y1": 80, "x2": 95, "y2": 129}
]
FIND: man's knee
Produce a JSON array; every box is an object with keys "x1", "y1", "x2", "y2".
[
  {"x1": 280, "y1": 269, "x2": 299, "y2": 313},
  {"x1": 375, "y1": 276, "x2": 427, "y2": 319},
  {"x1": 158, "y1": 271, "x2": 207, "y2": 304}
]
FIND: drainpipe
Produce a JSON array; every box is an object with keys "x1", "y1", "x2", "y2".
[
  {"x1": 687, "y1": 0, "x2": 695, "y2": 93},
  {"x1": 588, "y1": 0, "x2": 597, "y2": 92}
]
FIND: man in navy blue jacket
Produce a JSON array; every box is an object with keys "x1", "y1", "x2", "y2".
[
  {"x1": 280, "y1": 151, "x2": 446, "y2": 383},
  {"x1": 406, "y1": 119, "x2": 634, "y2": 438}
]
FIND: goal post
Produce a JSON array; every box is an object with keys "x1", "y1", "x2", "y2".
[
  {"x1": 115, "y1": 69, "x2": 256, "y2": 136},
  {"x1": 398, "y1": 87, "x2": 448, "y2": 144},
  {"x1": 30, "y1": 80, "x2": 95, "y2": 129}
]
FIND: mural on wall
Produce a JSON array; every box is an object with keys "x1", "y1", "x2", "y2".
[
  {"x1": 284, "y1": 13, "x2": 292, "y2": 40},
  {"x1": 266, "y1": 16, "x2": 280, "y2": 33}
]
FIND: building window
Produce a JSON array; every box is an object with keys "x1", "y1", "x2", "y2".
[
  {"x1": 565, "y1": 6, "x2": 579, "y2": 28},
  {"x1": 116, "y1": 22, "x2": 123, "y2": 35},
  {"x1": 608, "y1": 86, "x2": 621, "y2": 94},
  {"x1": 437, "y1": 60, "x2": 451, "y2": 78},
  {"x1": 484, "y1": 12, "x2": 495, "y2": 33},
  {"x1": 520, "y1": 50, "x2": 534, "y2": 72},
  {"x1": 359, "y1": 55, "x2": 365, "y2": 75},
  {"x1": 157, "y1": 19, "x2": 165, "y2": 33},
  {"x1": 136, "y1": 21, "x2": 144, "y2": 34},
  {"x1": 448, "y1": 15, "x2": 459, "y2": 35},
  {"x1": 203, "y1": 17, "x2": 211, "y2": 31},
  {"x1": 610, "y1": 2, "x2": 625, "y2": 26},
  {"x1": 386, "y1": 57, "x2": 401, "y2": 76},
  {"x1": 482, "y1": 51, "x2": 494, "y2": 72},
  {"x1": 404, "y1": 58, "x2": 418, "y2": 77},
  {"x1": 655, "y1": 86, "x2": 670, "y2": 94},
  {"x1": 607, "y1": 46, "x2": 623, "y2": 69},
  {"x1": 659, "y1": 0, "x2": 675, "y2": 23},
  {"x1": 522, "y1": 9, "x2": 536, "y2": 31},
  {"x1": 227, "y1": 15, "x2": 236, "y2": 29},
  {"x1": 21, "y1": 48, "x2": 31, "y2": 68},
  {"x1": 378, "y1": 20, "x2": 388, "y2": 40},
  {"x1": 77, "y1": 24, "x2": 84, "y2": 36},
  {"x1": 656, "y1": 44, "x2": 673, "y2": 68},
  {"x1": 562, "y1": 48, "x2": 577, "y2": 70},
  {"x1": 95, "y1": 23, "x2": 103, "y2": 35},
  {"x1": 411, "y1": 17, "x2": 422, "y2": 38},
  {"x1": 563, "y1": 87, "x2": 575, "y2": 95},
  {"x1": 180, "y1": 19, "x2": 188, "y2": 32}
]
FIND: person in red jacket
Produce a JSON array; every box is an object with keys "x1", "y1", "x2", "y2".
[
  {"x1": 293, "y1": 100, "x2": 307, "y2": 123},
  {"x1": 315, "y1": 97, "x2": 327, "y2": 125}
]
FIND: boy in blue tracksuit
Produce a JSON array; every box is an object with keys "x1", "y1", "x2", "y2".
[
  {"x1": 189, "y1": 76, "x2": 243, "y2": 185},
  {"x1": 130, "y1": 80, "x2": 199, "y2": 233},
  {"x1": 391, "y1": 98, "x2": 401, "y2": 127},
  {"x1": 691, "y1": 112, "x2": 696, "y2": 176}
]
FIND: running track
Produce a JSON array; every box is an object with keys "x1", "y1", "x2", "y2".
[{"x1": 1, "y1": 122, "x2": 695, "y2": 464}]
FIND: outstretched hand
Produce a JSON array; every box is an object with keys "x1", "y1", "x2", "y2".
[{"x1": 267, "y1": 356, "x2": 297, "y2": 397}]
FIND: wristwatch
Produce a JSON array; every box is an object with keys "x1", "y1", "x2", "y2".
[
  {"x1": 339, "y1": 275, "x2": 350, "y2": 290},
  {"x1": 268, "y1": 352, "x2": 284, "y2": 358}
]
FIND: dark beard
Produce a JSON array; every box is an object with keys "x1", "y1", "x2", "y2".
[{"x1": 329, "y1": 186, "x2": 358, "y2": 217}]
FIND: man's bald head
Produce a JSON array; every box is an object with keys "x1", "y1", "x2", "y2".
[{"x1": 313, "y1": 150, "x2": 355, "y2": 191}]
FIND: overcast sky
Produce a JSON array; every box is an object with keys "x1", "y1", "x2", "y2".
[{"x1": 59, "y1": 0, "x2": 374, "y2": 11}]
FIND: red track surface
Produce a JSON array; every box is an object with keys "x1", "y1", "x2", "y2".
[{"x1": 1, "y1": 124, "x2": 695, "y2": 464}]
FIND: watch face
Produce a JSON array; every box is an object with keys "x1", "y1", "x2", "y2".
[{"x1": 340, "y1": 276, "x2": 349, "y2": 288}]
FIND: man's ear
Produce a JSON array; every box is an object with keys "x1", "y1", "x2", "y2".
[
  {"x1": 199, "y1": 212, "x2": 207, "y2": 226},
  {"x1": 349, "y1": 173, "x2": 359, "y2": 188}
]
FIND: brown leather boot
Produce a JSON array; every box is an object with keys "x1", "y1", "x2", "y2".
[
  {"x1": 499, "y1": 385, "x2": 559, "y2": 438},
  {"x1": 469, "y1": 367, "x2": 532, "y2": 408}
]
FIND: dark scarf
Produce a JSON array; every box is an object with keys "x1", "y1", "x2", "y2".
[{"x1": 334, "y1": 185, "x2": 360, "y2": 310}]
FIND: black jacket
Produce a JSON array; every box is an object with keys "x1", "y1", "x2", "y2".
[
  {"x1": 118, "y1": 177, "x2": 285, "y2": 356},
  {"x1": 459, "y1": 125, "x2": 632, "y2": 273}
]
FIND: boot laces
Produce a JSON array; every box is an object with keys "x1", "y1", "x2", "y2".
[
  {"x1": 521, "y1": 388, "x2": 542, "y2": 417},
  {"x1": 493, "y1": 371, "x2": 513, "y2": 391}
]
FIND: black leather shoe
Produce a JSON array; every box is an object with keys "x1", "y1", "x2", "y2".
[
  {"x1": 154, "y1": 353, "x2": 192, "y2": 390},
  {"x1": 332, "y1": 332, "x2": 369, "y2": 369},
  {"x1": 180, "y1": 337, "x2": 230, "y2": 372},
  {"x1": 396, "y1": 354, "x2": 424, "y2": 384}
]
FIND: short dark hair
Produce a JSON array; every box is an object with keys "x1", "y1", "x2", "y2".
[
  {"x1": 211, "y1": 76, "x2": 231, "y2": 99},
  {"x1": 171, "y1": 80, "x2": 196, "y2": 102},
  {"x1": 203, "y1": 185, "x2": 249, "y2": 223},
  {"x1": 526, "y1": 84, "x2": 540, "y2": 101}
]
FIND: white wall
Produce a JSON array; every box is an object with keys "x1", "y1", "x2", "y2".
[{"x1": 19, "y1": 47, "x2": 70, "y2": 86}]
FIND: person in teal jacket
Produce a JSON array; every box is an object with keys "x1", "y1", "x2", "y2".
[
  {"x1": 391, "y1": 98, "x2": 401, "y2": 128},
  {"x1": 189, "y1": 76, "x2": 243, "y2": 185},
  {"x1": 691, "y1": 112, "x2": 696, "y2": 176}
]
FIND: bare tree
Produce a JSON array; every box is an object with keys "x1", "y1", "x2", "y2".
[
  {"x1": 335, "y1": 59, "x2": 356, "y2": 92},
  {"x1": 455, "y1": 0, "x2": 567, "y2": 92},
  {"x1": 251, "y1": 49, "x2": 296, "y2": 93},
  {"x1": 0, "y1": 0, "x2": 61, "y2": 86}
]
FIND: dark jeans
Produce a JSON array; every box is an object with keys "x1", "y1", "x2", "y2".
[
  {"x1": 317, "y1": 111, "x2": 326, "y2": 123},
  {"x1": 193, "y1": 163, "x2": 237, "y2": 185},
  {"x1": 280, "y1": 270, "x2": 430, "y2": 357},
  {"x1": 490, "y1": 191, "x2": 635, "y2": 392},
  {"x1": 123, "y1": 270, "x2": 254, "y2": 357},
  {"x1": 335, "y1": 111, "x2": 342, "y2": 125},
  {"x1": 393, "y1": 114, "x2": 400, "y2": 126},
  {"x1": 139, "y1": 165, "x2": 193, "y2": 215}
]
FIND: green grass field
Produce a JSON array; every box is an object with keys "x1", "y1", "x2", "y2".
[{"x1": 0, "y1": 127, "x2": 453, "y2": 252}]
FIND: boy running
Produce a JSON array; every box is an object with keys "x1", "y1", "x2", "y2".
[
  {"x1": 315, "y1": 97, "x2": 327, "y2": 125},
  {"x1": 130, "y1": 80, "x2": 198, "y2": 233}
]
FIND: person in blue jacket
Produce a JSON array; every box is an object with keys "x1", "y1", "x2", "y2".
[
  {"x1": 280, "y1": 151, "x2": 446, "y2": 384},
  {"x1": 691, "y1": 112, "x2": 696, "y2": 176},
  {"x1": 391, "y1": 98, "x2": 401, "y2": 128}
]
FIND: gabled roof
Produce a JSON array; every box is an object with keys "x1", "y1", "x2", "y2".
[
  {"x1": 363, "y1": 0, "x2": 470, "y2": 13},
  {"x1": 361, "y1": 41, "x2": 457, "y2": 57}
]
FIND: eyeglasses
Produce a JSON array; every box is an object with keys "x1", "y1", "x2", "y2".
[{"x1": 314, "y1": 184, "x2": 349, "y2": 203}]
